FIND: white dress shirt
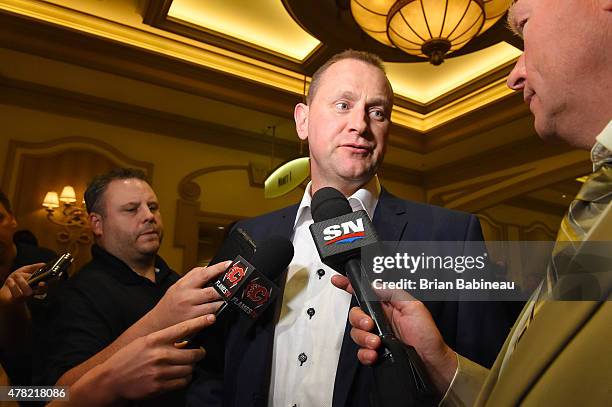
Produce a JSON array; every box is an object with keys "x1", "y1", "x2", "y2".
[{"x1": 269, "y1": 177, "x2": 381, "y2": 407}]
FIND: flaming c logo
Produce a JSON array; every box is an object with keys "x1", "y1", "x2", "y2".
[
  {"x1": 245, "y1": 281, "x2": 269, "y2": 306},
  {"x1": 225, "y1": 264, "x2": 246, "y2": 287}
]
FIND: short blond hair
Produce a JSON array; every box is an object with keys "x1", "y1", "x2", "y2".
[{"x1": 307, "y1": 50, "x2": 393, "y2": 104}]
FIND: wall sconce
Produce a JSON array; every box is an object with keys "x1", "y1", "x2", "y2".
[{"x1": 42, "y1": 185, "x2": 91, "y2": 255}]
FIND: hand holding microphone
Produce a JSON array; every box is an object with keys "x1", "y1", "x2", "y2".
[
  {"x1": 184, "y1": 231, "x2": 294, "y2": 347},
  {"x1": 310, "y1": 187, "x2": 439, "y2": 406},
  {"x1": 209, "y1": 235, "x2": 293, "y2": 320},
  {"x1": 145, "y1": 261, "x2": 228, "y2": 332},
  {"x1": 145, "y1": 228, "x2": 259, "y2": 333},
  {"x1": 60, "y1": 230, "x2": 294, "y2": 406},
  {"x1": 331, "y1": 276, "x2": 459, "y2": 396}
]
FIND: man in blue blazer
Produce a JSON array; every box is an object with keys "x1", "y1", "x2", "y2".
[{"x1": 189, "y1": 50, "x2": 516, "y2": 407}]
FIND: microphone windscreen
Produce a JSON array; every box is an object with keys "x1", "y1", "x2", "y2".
[
  {"x1": 251, "y1": 236, "x2": 294, "y2": 280},
  {"x1": 311, "y1": 187, "x2": 352, "y2": 222},
  {"x1": 209, "y1": 227, "x2": 256, "y2": 265}
]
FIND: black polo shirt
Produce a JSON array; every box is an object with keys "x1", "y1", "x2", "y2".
[{"x1": 39, "y1": 245, "x2": 181, "y2": 406}]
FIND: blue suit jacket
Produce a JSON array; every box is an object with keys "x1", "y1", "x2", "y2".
[{"x1": 189, "y1": 190, "x2": 517, "y2": 407}]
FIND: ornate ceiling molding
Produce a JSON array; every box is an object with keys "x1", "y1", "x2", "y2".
[
  {"x1": 0, "y1": 0, "x2": 307, "y2": 93},
  {"x1": 0, "y1": 0, "x2": 526, "y2": 133},
  {"x1": 0, "y1": 7, "x2": 529, "y2": 153},
  {"x1": 428, "y1": 152, "x2": 591, "y2": 212}
]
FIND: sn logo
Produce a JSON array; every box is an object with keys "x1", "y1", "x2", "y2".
[{"x1": 323, "y1": 218, "x2": 365, "y2": 244}]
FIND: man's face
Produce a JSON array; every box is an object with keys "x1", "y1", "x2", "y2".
[
  {"x1": 506, "y1": 0, "x2": 611, "y2": 148},
  {"x1": 295, "y1": 58, "x2": 392, "y2": 192},
  {"x1": 92, "y1": 179, "x2": 163, "y2": 263},
  {"x1": 0, "y1": 202, "x2": 16, "y2": 258}
]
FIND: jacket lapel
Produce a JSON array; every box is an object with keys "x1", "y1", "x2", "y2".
[
  {"x1": 273, "y1": 204, "x2": 299, "y2": 241},
  {"x1": 373, "y1": 189, "x2": 409, "y2": 242},
  {"x1": 243, "y1": 204, "x2": 297, "y2": 243}
]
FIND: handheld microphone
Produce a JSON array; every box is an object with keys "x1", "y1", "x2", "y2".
[
  {"x1": 212, "y1": 235, "x2": 293, "y2": 320},
  {"x1": 185, "y1": 233, "x2": 293, "y2": 347},
  {"x1": 309, "y1": 187, "x2": 437, "y2": 407},
  {"x1": 202, "y1": 227, "x2": 256, "y2": 317}
]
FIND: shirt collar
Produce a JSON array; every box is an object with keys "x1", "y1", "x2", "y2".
[
  {"x1": 591, "y1": 120, "x2": 612, "y2": 171},
  {"x1": 293, "y1": 175, "x2": 381, "y2": 228},
  {"x1": 91, "y1": 244, "x2": 172, "y2": 285}
]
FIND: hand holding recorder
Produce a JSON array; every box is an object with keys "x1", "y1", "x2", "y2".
[
  {"x1": 0, "y1": 263, "x2": 45, "y2": 306},
  {"x1": 0, "y1": 252, "x2": 73, "y2": 305}
]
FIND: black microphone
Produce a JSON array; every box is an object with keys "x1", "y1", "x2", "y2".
[
  {"x1": 203, "y1": 227, "x2": 257, "y2": 317},
  {"x1": 185, "y1": 234, "x2": 293, "y2": 347},
  {"x1": 208, "y1": 227, "x2": 257, "y2": 267},
  {"x1": 212, "y1": 235, "x2": 293, "y2": 320},
  {"x1": 309, "y1": 187, "x2": 437, "y2": 407}
]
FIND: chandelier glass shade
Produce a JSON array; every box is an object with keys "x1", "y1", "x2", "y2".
[{"x1": 351, "y1": 0, "x2": 512, "y2": 65}]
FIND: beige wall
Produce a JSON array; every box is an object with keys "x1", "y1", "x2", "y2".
[
  {"x1": 0, "y1": 104, "x2": 426, "y2": 271},
  {"x1": 481, "y1": 204, "x2": 561, "y2": 239},
  {"x1": 0, "y1": 102, "x2": 565, "y2": 272}
]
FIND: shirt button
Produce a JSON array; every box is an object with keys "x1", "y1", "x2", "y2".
[
  {"x1": 298, "y1": 352, "x2": 307, "y2": 366},
  {"x1": 307, "y1": 308, "x2": 315, "y2": 319},
  {"x1": 317, "y1": 269, "x2": 325, "y2": 279}
]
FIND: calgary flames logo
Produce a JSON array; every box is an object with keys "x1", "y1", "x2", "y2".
[
  {"x1": 244, "y1": 280, "x2": 270, "y2": 306},
  {"x1": 224, "y1": 263, "x2": 246, "y2": 287}
]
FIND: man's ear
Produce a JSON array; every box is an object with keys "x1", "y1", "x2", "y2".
[
  {"x1": 89, "y1": 213, "x2": 103, "y2": 237},
  {"x1": 294, "y1": 102, "x2": 309, "y2": 141}
]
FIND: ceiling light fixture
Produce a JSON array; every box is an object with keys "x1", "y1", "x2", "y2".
[{"x1": 351, "y1": 0, "x2": 512, "y2": 65}]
